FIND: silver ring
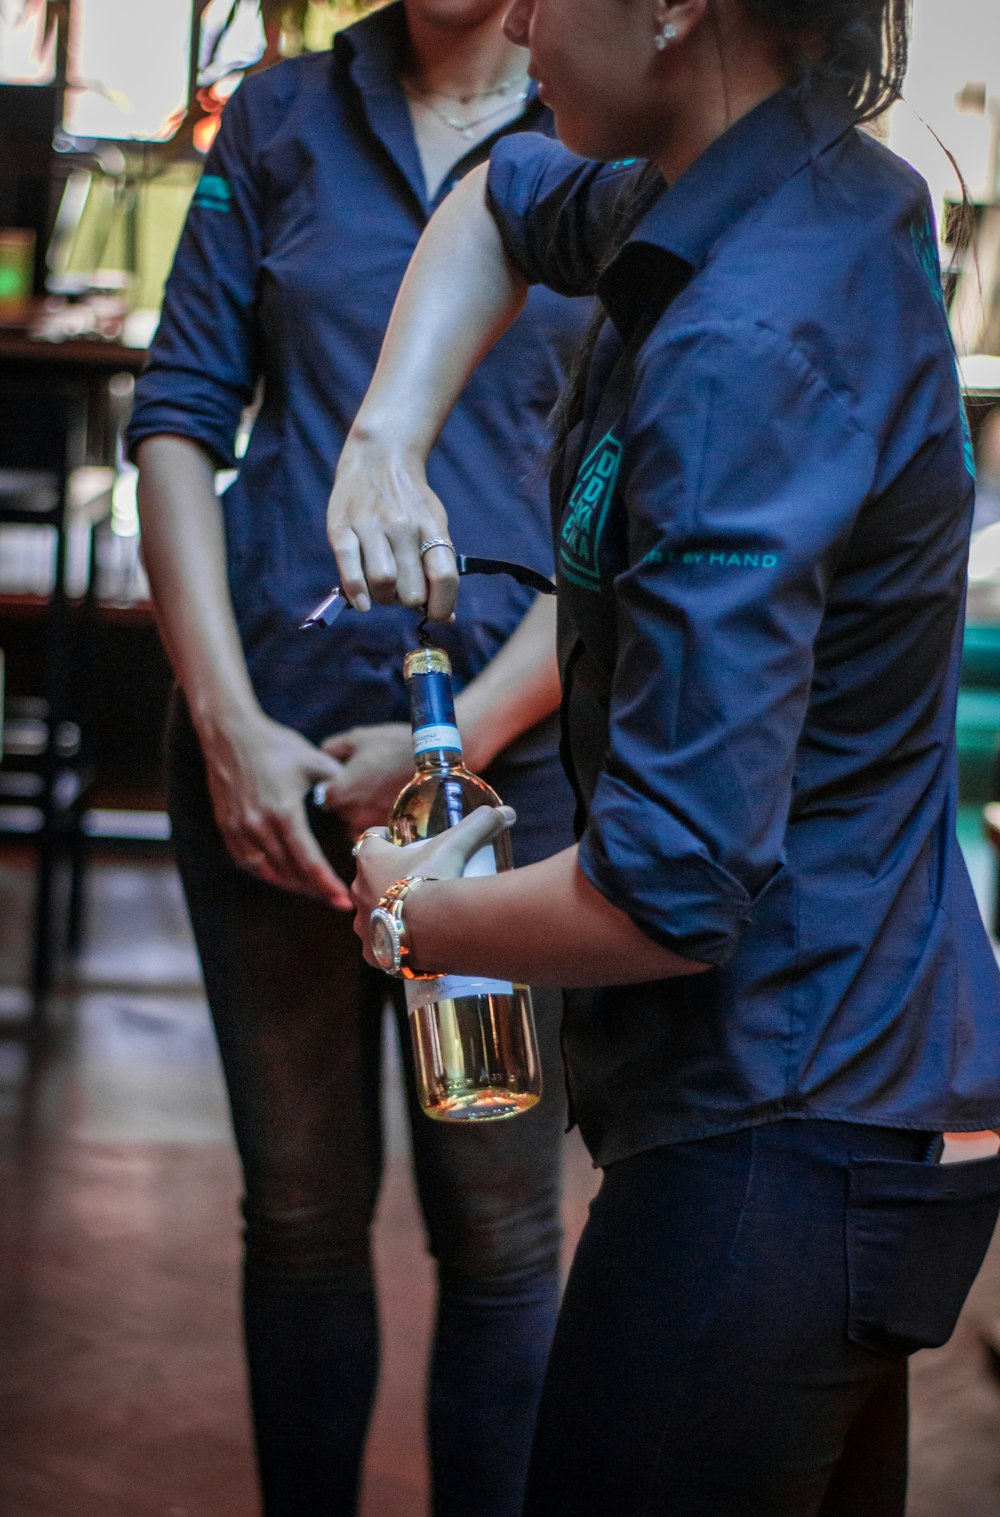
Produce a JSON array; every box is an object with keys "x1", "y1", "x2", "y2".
[
  {"x1": 418, "y1": 536, "x2": 456, "y2": 559},
  {"x1": 351, "y1": 828, "x2": 385, "y2": 859}
]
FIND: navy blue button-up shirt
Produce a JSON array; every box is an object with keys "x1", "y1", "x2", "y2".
[
  {"x1": 487, "y1": 81, "x2": 1000, "y2": 1165},
  {"x1": 126, "y1": 3, "x2": 583, "y2": 777}
]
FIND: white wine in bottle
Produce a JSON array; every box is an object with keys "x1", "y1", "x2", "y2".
[{"x1": 389, "y1": 647, "x2": 542, "y2": 1122}]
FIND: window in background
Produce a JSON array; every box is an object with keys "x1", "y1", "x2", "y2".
[
  {"x1": 889, "y1": 0, "x2": 1000, "y2": 358},
  {"x1": 192, "y1": 0, "x2": 267, "y2": 154},
  {"x1": 62, "y1": 0, "x2": 195, "y2": 142},
  {"x1": 0, "y1": 0, "x2": 56, "y2": 85},
  {"x1": 199, "y1": 0, "x2": 266, "y2": 91},
  {"x1": 890, "y1": 0, "x2": 1000, "y2": 214}
]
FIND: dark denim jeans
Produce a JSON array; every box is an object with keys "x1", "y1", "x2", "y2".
[
  {"x1": 166, "y1": 697, "x2": 570, "y2": 1517},
  {"x1": 524, "y1": 1118, "x2": 1000, "y2": 1517}
]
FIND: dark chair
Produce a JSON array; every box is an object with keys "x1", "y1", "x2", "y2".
[{"x1": 0, "y1": 379, "x2": 110, "y2": 1033}]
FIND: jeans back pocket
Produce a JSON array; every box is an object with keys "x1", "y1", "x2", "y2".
[{"x1": 846, "y1": 1150, "x2": 1000, "y2": 1356}]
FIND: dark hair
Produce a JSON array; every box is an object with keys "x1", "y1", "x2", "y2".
[
  {"x1": 549, "y1": 166, "x2": 663, "y2": 446},
  {"x1": 551, "y1": 0, "x2": 910, "y2": 447},
  {"x1": 742, "y1": 0, "x2": 909, "y2": 123}
]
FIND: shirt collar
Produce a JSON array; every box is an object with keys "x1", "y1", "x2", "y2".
[
  {"x1": 598, "y1": 78, "x2": 856, "y2": 335},
  {"x1": 333, "y1": 0, "x2": 406, "y2": 88},
  {"x1": 332, "y1": 0, "x2": 543, "y2": 214},
  {"x1": 333, "y1": 0, "x2": 543, "y2": 107}
]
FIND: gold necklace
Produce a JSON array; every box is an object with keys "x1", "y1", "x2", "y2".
[{"x1": 403, "y1": 79, "x2": 530, "y2": 140}]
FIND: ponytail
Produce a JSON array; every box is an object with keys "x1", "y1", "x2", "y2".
[{"x1": 743, "y1": 0, "x2": 909, "y2": 123}]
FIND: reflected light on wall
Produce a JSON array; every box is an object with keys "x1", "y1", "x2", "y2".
[{"x1": 62, "y1": 0, "x2": 194, "y2": 142}]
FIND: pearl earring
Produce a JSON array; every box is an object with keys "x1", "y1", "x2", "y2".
[{"x1": 654, "y1": 21, "x2": 679, "y2": 50}]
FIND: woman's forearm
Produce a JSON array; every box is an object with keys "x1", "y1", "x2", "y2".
[
  {"x1": 403, "y1": 846, "x2": 707, "y2": 988},
  {"x1": 347, "y1": 163, "x2": 527, "y2": 457},
  {"x1": 455, "y1": 594, "x2": 560, "y2": 772},
  {"x1": 327, "y1": 165, "x2": 530, "y2": 619},
  {"x1": 136, "y1": 435, "x2": 262, "y2": 742},
  {"x1": 136, "y1": 433, "x2": 348, "y2": 904}
]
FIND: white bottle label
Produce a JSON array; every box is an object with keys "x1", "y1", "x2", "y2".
[
  {"x1": 413, "y1": 723, "x2": 462, "y2": 755},
  {"x1": 463, "y1": 843, "x2": 499, "y2": 879},
  {"x1": 406, "y1": 974, "x2": 515, "y2": 1009},
  {"x1": 404, "y1": 836, "x2": 515, "y2": 1005}
]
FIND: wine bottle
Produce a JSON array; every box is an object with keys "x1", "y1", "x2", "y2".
[{"x1": 389, "y1": 647, "x2": 542, "y2": 1122}]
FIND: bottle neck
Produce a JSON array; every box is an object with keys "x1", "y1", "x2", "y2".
[
  {"x1": 415, "y1": 747, "x2": 463, "y2": 773},
  {"x1": 408, "y1": 670, "x2": 464, "y2": 771}
]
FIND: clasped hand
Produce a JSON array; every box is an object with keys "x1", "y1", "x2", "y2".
[
  {"x1": 203, "y1": 712, "x2": 351, "y2": 908},
  {"x1": 350, "y1": 805, "x2": 516, "y2": 969},
  {"x1": 316, "y1": 722, "x2": 413, "y2": 835}
]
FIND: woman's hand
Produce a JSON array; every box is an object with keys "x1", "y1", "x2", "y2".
[
  {"x1": 201, "y1": 712, "x2": 352, "y2": 908},
  {"x1": 350, "y1": 805, "x2": 515, "y2": 966},
  {"x1": 315, "y1": 721, "x2": 414, "y2": 835},
  {"x1": 326, "y1": 438, "x2": 460, "y2": 621},
  {"x1": 324, "y1": 167, "x2": 527, "y2": 620}
]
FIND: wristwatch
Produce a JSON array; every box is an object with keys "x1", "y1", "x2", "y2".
[{"x1": 369, "y1": 876, "x2": 438, "y2": 979}]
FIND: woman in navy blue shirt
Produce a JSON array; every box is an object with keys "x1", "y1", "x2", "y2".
[
  {"x1": 336, "y1": 0, "x2": 1000, "y2": 1510},
  {"x1": 128, "y1": 4, "x2": 585, "y2": 1514}
]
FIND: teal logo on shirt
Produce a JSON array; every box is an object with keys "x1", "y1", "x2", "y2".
[
  {"x1": 910, "y1": 207, "x2": 975, "y2": 479},
  {"x1": 560, "y1": 431, "x2": 623, "y2": 590},
  {"x1": 643, "y1": 545, "x2": 781, "y2": 570},
  {"x1": 193, "y1": 173, "x2": 234, "y2": 213}
]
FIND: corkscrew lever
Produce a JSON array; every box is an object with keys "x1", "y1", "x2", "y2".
[
  {"x1": 453, "y1": 554, "x2": 556, "y2": 597},
  {"x1": 299, "y1": 552, "x2": 555, "y2": 631}
]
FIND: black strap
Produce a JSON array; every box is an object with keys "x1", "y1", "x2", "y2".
[{"x1": 454, "y1": 553, "x2": 556, "y2": 595}]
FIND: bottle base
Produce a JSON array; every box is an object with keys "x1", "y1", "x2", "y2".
[{"x1": 422, "y1": 1088, "x2": 541, "y2": 1122}]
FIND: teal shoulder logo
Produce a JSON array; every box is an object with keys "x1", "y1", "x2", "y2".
[
  {"x1": 193, "y1": 174, "x2": 234, "y2": 213},
  {"x1": 909, "y1": 206, "x2": 941, "y2": 296},
  {"x1": 560, "y1": 431, "x2": 622, "y2": 591},
  {"x1": 910, "y1": 207, "x2": 975, "y2": 480}
]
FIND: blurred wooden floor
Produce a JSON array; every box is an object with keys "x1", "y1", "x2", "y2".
[{"x1": 1, "y1": 842, "x2": 1000, "y2": 1516}]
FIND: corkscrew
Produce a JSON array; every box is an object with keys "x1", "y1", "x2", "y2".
[
  {"x1": 299, "y1": 552, "x2": 555, "y2": 637},
  {"x1": 415, "y1": 613, "x2": 435, "y2": 649}
]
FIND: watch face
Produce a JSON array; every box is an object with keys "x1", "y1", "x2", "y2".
[{"x1": 370, "y1": 908, "x2": 400, "y2": 974}]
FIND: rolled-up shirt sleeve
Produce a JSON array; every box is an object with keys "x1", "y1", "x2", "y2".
[
  {"x1": 126, "y1": 78, "x2": 266, "y2": 468},
  {"x1": 486, "y1": 133, "x2": 645, "y2": 297},
  {"x1": 577, "y1": 316, "x2": 879, "y2": 966}
]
